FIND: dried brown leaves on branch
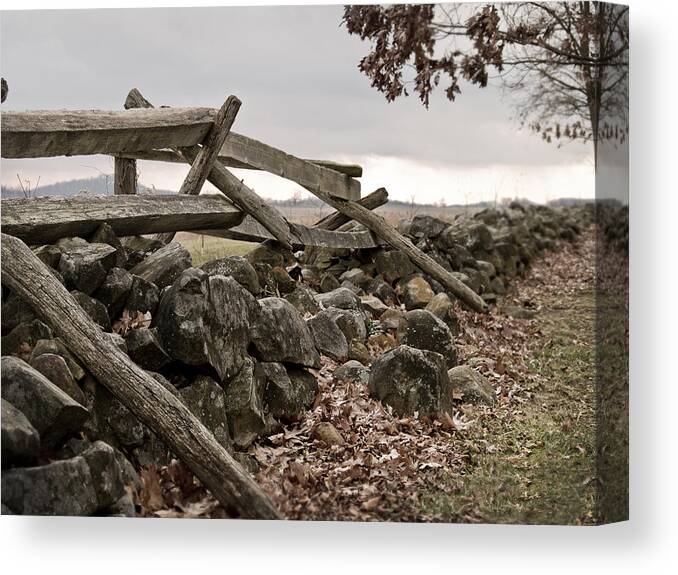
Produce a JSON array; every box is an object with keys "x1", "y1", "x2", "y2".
[{"x1": 342, "y1": 3, "x2": 628, "y2": 157}]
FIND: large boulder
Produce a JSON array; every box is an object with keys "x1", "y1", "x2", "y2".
[
  {"x1": 223, "y1": 358, "x2": 270, "y2": 448},
  {"x1": 1, "y1": 457, "x2": 98, "y2": 516},
  {"x1": 1, "y1": 357, "x2": 89, "y2": 448},
  {"x1": 1, "y1": 399, "x2": 40, "y2": 467},
  {"x1": 307, "y1": 310, "x2": 348, "y2": 361},
  {"x1": 179, "y1": 376, "x2": 232, "y2": 452},
  {"x1": 58, "y1": 242, "x2": 118, "y2": 295},
  {"x1": 251, "y1": 298, "x2": 320, "y2": 368},
  {"x1": 199, "y1": 256, "x2": 261, "y2": 296},
  {"x1": 1, "y1": 441, "x2": 125, "y2": 516},
  {"x1": 368, "y1": 345, "x2": 453, "y2": 417},
  {"x1": 154, "y1": 269, "x2": 259, "y2": 381},
  {"x1": 397, "y1": 310, "x2": 458, "y2": 369},
  {"x1": 447, "y1": 365, "x2": 496, "y2": 405},
  {"x1": 314, "y1": 287, "x2": 362, "y2": 311},
  {"x1": 259, "y1": 362, "x2": 318, "y2": 421}
]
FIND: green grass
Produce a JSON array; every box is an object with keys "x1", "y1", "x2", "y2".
[
  {"x1": 421, "y1": 292, "x2": 598, "y2": 525},
  {"x1": 176, "y1": 233, "x2": 257, "y2": 266}
]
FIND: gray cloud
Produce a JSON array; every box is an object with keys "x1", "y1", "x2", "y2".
[{"x1": 1, "y1": 5, "x2": 592, "y2": 192}]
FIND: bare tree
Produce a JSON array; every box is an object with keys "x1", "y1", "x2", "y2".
[{"x1": 343, "y1": 2, "x2": 628, "y2": 165}]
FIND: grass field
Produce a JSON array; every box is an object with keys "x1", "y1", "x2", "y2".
[{"x1": 175, "y1": 233, "x2": 256, "y2": 266}]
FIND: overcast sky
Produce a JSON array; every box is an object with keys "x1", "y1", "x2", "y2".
[{"x1": 0, "y1": 5, "x2": 595, "y2": 203}]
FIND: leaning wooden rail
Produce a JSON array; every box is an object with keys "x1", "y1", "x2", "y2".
[
  {"x1": 0, "y1": 232, "x2": 281, "y2": 519},
  {"x1": 1, "y1": 195, "x2": 244, "y2": 245}
]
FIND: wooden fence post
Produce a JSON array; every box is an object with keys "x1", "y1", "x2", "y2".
[{"x1": 114, "y1": 157, "x2": 137, "y2": 195}]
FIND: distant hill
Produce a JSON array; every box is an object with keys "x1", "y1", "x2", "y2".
[{"x1": 1, "y1": 175, "x2": 175, "y2": 199}]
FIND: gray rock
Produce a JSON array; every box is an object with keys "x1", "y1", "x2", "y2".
[
  {"x1": 315, "y1": 287, "x2": 363, "y2": 311},
  {"x1": 129, "y1": 242, "x2": 192, "y2": 290},
  {"x1": 348, "y1": 340, "x2": 370, "y2": 365},
  {"x1": 340, "y1": 280, "x2": 362, "y2": 295},
  {"x1": 374, "y1": 250, "x2": 414, "y2": 283},
  {"x1": 223, "y1": 358, "x2": 270, "y2": 448},
  {"x1": 307, "y1": 310, "x2": 348, "y2": 361},
  {"x1": 199, "y1": 255, "x2": 261, "y2": 295},
  {"x1": 251, "y1": 297, "x2": 320, "y2": 368},
  {"x1": 125, "y1": 328, "x2": 171, "y2": 371},
  {"x1": 490, "y1": 276, "x2": 506, "y2": 295},
  {"x1": 79, "y1": 441, "x2": 127, "y2": 511},
  {"x1": 1, "y1": 292, "x2": 36, "y2": 334},
  {"x1": 1, "y1": 319, "x2": 53, "y2": 357},
  {"x1": 89, "y1": 383, "x2": 145, "y2": 449},
  {"x1": 333, "y1": 360, "x2": 370, "y2": 385},
  {"x1": 260, "y1": 363, "x2": 318, "y2": 421},
  {"x1": 30, "y1": 339, "x2": 85, "y2": 381},
  {"x1": 368, "y1": 345, "x2": 454, "y2": 417},
  {"x1": 360, "y1": 295, "x2": 389, "y2": 319},
  {"x1": 379, "y1": 308, "x2": 407, "y2": 332},
  {"x1": 369, "y1": 279, "x2": 397, "y2": 305},
  {"x1": 1, "y1": 457, "x2": 98, "y2": 516},
  {"x1": 125, "y1": 274, "x2": 159, "y2": 315},
  {"x1": 401, "y1": 276, "x2": 435, "y2": 310},
  {"x1": 33, "y1": 244, "x2": 62, "y2": 268},
  {"x1": 1, "y1": 399, "x2": 40, "y2": 467},
  {"x1": 246, "y1": 243, "x2": 291, "y2": 269},
  {"x1": 408, "y1": 215, "x2": 448, "y2": 239},
  {"x1": 30, "y1": 353, "x2": 85, "y2": 405},
  {"x1": 501, "y1": 305, "x2": 537, "y2": 319},
  {"x1": 155, "y1": 269, "x2": 258, "y2": 381},
  {"x1": 476, "y1": 260, "x2": 496, "y2": 277},
  {"x1": 104, "y1": 332, "x2": 127, "y2": 353},
  {"x1": 121, "y1": 235, "x2": 164, "y2": 258},
  {"x1": 94, "y1": 267, "x2": 133, "y2": 319},
  {"x1": 1, "y1": 357, "x2": 89, "y2": 448},
  {"x1": 447, "y1": 365, "x2": 496, "y2": 405},
  {"x1": 339, "y1": 268, "x2": 371, "y2": 288},
  {"x1": 319, "y1": 273, "x2": 341, "y2": 293},
  {"x1": 270, "y1": 266, "x2": 297, "y2": 294},
  {"x1": 106, "y1": 493, "x2": 136, "y2": 517},
  {"x1": 284, "y1": 286, "x2": 321, "y2": 316},
  {"x1": 425, "y1": 293, "x2": 461, "y2": 335},
  {"x1": 179, "y1": 376, "x2": 232, "y2": 452},
  {"x1": 324, "y1": 307, "x2": 368, "y2": 343},
  {"x1": 71, "y1": 291, "x2": 111, "y2": 331},
  {"x1": 58, "y1": 242, "x2": 118, "y2": 295},
  {"x1": 90, "y1": 223, "x2": 127, "y2": 268},
  {"x1": 398, "y1": 309, "x2": 458, "y2": 369}
]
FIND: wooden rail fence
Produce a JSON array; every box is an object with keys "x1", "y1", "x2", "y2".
[{"x1": 1, "y1": 89, "x2": 488, "y2": 519}]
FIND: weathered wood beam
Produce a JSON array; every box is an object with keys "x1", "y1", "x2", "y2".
[
  {"x1": 220, "y1": 132, "x2": 361, "y2": 202},
  {"x1": 314, "y1": 187, "x2": 388, "y2": 230},
  {"x1": 120, "y1": 149, "x2": 362, "y2": 178},
  {"x1": 199, "y1": 216, "x2": 381, "y2": 250},
  {"x1": 121, "y1": 90, "x2": 360, "y2": 202},
  {"x1": 1, "y1": 108, "x2": 218, "y2": 158},
  {"x1": 0, "y1": 232, "x2": 281, "y2": 519},
  {"x1": 154, "y1": 95, "x2": 241, "y2": 244},
  {"x1": 1, "y1": 194, "x2": 244, "y2": 245},
  {"x1": 301, "y1": 189, "x2": 489, "y2": 313},
  {"x1": 124, "y1": 89, "x2": 296, "y2": 252},
  {"x1": 113, "y1": 157, "x2": 137, "y2": 195}
]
